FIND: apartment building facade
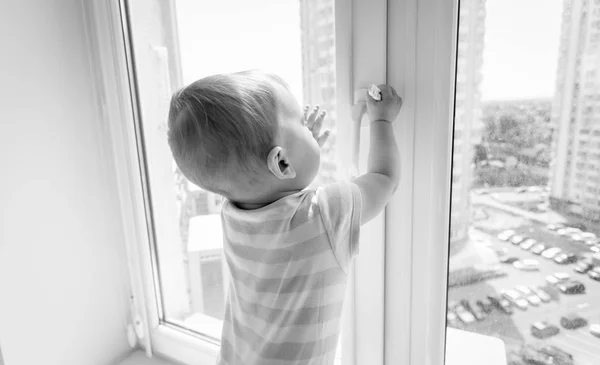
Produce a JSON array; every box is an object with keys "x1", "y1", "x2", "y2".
[{"x1": 549, "y1": 0, "x2": 600, "y2": 221}]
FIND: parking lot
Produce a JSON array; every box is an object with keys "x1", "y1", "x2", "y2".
[{"x1": 448, "y1": 193, "x2": 600, "y2": 364}]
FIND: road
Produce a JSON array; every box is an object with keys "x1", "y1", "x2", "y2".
[{"x1": 448, "y1": 203, "x2": 600, "y2": 364}]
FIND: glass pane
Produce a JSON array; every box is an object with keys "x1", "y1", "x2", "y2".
[
  {"x1": 126, "y1": 0, "x2": 340, "y2": 355},
  {"x1": 447, "y1": 0, "x2": 600, "y2": 363}
]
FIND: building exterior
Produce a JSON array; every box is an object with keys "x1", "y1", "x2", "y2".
[
  {"x1": 187, "y1": 214, "x2": 228, "y2": 320},
  {"x1": 175, "y1": 169, "x2": 225, "y2": 316},
  {"x1": 549, "y1": 0, "x2": 600, "y2": 222},
  {"x1": 450, "y1": 0, "x2": 486, "y2": 253},
  {"x1": 185, "y1": 181, "x2": 224, "y2": 216},
  {"x1": 300, "y1": 0, "x2": 338, "y2": 186}
]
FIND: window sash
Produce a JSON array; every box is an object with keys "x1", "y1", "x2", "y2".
[
  {"x1": 82, "y1": 0, "x2": 156, "y2": 358},
  {"x1": 384, "y1": 0, "x2": 458, "y2": 364},
  {"x1": 345, "y1": 0, "x2": 388, "y2": 363},
  {"x1": 86, "y1": 0, "x2": 389, "y2": 363}
]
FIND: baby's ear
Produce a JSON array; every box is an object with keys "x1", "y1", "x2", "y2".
[{"x1": 267, "y1": 146, "x2": 296, "y2": 179}]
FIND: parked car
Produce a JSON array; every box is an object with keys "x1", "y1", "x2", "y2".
[
  {"x1": 520, "y1": 345, "x2": 555, "y2": 365},
  {"x1": 530, "y1": 322, "x2": 560, "y2": 339},
  {"x1": 546, "y1": 275, "x2": 560, "y2": 285},
  {"x1": 547, "y1": 223, "x2": 565, "y2": 231},
  {"x1": 498, "y1": 230, "x2": 516, "y2": 241},
  {"x1": 515, "y1": 286, "x2": 541, "y2": 306},
  {"x1": 531, "y1": 287, "x2": 552, "y2": 303},
  {"x1": 520, "y1": 238, "x2": 537, "y2": 250},
  {"x1": 542, "y1": 247, "x2": 563, "y2": 259},
  {"x1": 502, "y1": 290, "x2": 528, "y2": 310},
  {"x1": 531, "y1": 243, "x2": 547, "y2": 255},
  {"x1": 513, "y1": 259, "x2": 540, "y2": 271},
  {"x1": 557, "y1": 227, "x2": 582, "y2": 237},
  {"x1": 476, "y1": 298, "x2": 494, "y2": 314},
  {"x1": 570, "y1": 233, "x2": 585, "y2": 242},
  {"x1": 454, "y1": 303, "x2": 476, "y2": 324},
  {"x1": 533, "y1": 345, "x2": 574, "y2": 365},
  {"x1": 447, "y1": 310, "x2": 459, "y2": 327},
  {"x1": 589, "y1": 324, "x2": 600, "y2": 337},
  {"x1": 499, "y1": 255, "x2": 520, "y2": 264},
  {"x1": 581, "y1": 232, "x2": 597, "y2": 239},
  {"x1": 488, "y1": 294, "x2": 513, "y2": 314},
  {"x1": 592, "y1": 244, "x2": 600, "y2": 253},
  {"x1": 574, "y1": 261, "x2": 594, "y2": 274},
  {"x1": 558, "y1": 280, "x2": 586, "y2": 294},
  {"x1": 588, "y1": 267, "x2": 600, "y2": 281},
  {"x1": 510, "y1": 235, "x2": 526, "y2": 245},
  {"x1": 546, "y1": 272, "x2": 571, "y2": 285},
  {"x1": 560, "y1": 314, "x2": 588, "y2": 329},
  {"x1": 554, "y1": 252, "x2": 578, "y2": 265},
  {"x1": 585, "y1": 238, "x2": 600, "y2": 246},
  {"x1": 565, "y1": 227, "x2": 583, "y2": 235},
  {"x1": 460, "y1": 299, "x2": 486, "y2": 321}
]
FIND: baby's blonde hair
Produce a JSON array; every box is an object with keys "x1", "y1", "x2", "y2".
[{"x1": 167, "y1": 70, "x2": 289, "y2": 199}]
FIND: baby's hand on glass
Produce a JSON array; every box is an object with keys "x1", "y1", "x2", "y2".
[{"x1": 303, "y1": 104, "x2": 330, "y2": 148}]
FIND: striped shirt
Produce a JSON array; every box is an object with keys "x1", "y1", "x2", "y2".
[{"x1": 216, "y1": 181, "x2": 362, "y2": 365}]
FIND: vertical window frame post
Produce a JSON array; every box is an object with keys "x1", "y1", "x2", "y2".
[{"x1": 385, "y1": 0, "x2": 459, "y2": 364}]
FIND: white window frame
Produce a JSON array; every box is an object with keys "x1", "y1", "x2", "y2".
[
  {"x1": 85, "y1": 0, "x2": 390, "y2": 364},
  {"x1": 381, "y1": 0, "x2": 504, "y2": 364},
  {"x1": 341, "y1": 0, "x2": 387, "y2": 364},
  {"x1": 384, "y1": 0, "x2": 458, "y2": 364},
  {"x1": 86, "y1": 0, "x2": 506, "y2": 362}
]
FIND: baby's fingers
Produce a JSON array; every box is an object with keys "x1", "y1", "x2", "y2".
[
  {"x1": 317, "y1": 130, "x2": 330, "y2": 148},
  {"x1": 303, "y1": 105, "x2": 310, "y2": 122},
  {"x1": 312, "y1": 110, "x2": 326, "y2": 135},
  {"x1": 307, "y1": 105, "x2": 320, "y2": 127}
]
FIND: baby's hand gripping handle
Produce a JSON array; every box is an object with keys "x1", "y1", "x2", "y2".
[{"x1": 350, "y1": 85, "x2": 381, "y2": 177}]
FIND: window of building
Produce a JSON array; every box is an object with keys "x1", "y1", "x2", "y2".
[
  {"x1": 100, "y1": 0, "x2": 391, "y2": 363},
  {"x1": 125, "y1": 0, "x2": 343, "y2": 341},
  {"x1": 113, "y1": 0, "x2": 358, "y2": 361}
]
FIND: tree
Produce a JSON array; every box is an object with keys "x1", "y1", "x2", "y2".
[{"x1": 473, "y1": 144, "x2": 488, "y2": 164}]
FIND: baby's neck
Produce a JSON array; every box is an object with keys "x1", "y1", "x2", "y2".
[
  {"x1": 233, "y1": 188, "x2": 304, "y2": 210},
  {"x1": 235, "y1": 201, "x2": 270, "y2": 210}
]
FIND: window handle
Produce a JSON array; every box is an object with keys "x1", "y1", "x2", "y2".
[{"x1": 351, "y1": 85, "x2": 382, "y2": 176}]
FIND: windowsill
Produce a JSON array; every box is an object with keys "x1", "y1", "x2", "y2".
[
  {"x1": 117, "y1": 351, "x2": 178, "y2": 365},
  {"x1": 119, "y1": 328, "x2": 506, "y2": 365},
  {"x1": 446, "y1": 327, "x2": 507, "y2": 365}
]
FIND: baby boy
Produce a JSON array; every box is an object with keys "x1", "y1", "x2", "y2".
[{"x1": 167, "y1": 69, "x2": 401, "y2": 365}]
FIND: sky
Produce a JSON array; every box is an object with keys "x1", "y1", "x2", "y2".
[
  {"x1": 175, "y1": 0, "x2": 304, "y2": 102},
  {"x1": 481, "y1": 0, "x2": 563, "y2": 101},
  {"x1": 175, "y1": 0, "x2": 565, "y2": 103}
]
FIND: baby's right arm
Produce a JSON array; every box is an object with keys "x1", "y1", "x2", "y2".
[{"x1": 352, "y1": 84, "x2": 402, "y2": 225}]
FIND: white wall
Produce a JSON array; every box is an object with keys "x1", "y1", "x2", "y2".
[{"x1": 0, "y1": 1, "x2": 131, "y2": 364}]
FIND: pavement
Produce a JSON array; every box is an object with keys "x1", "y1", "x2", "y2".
[{"x1": 448, "y1": 194, "x2": 600, "y2": 365}]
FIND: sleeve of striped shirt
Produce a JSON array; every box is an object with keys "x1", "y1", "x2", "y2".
[{"x1": 315, "y1": 181, "x2": 363, "y2": 273}]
